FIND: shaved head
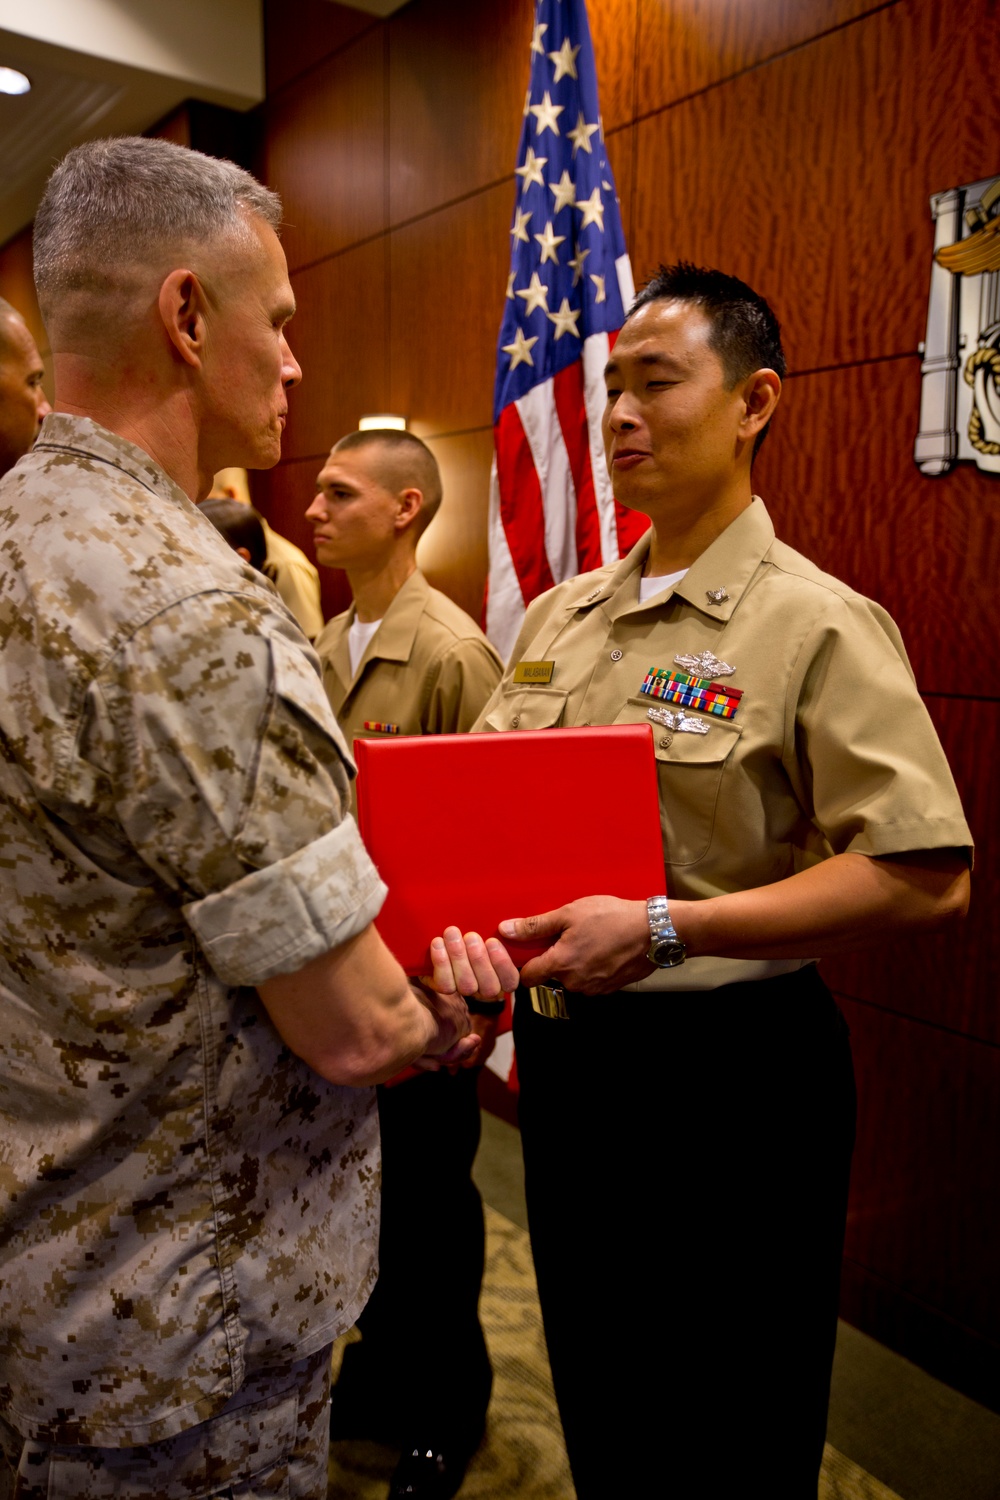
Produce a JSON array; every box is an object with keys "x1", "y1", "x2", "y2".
[
  {"x1": 0, "y1": 299, "x2": 50, "y2": 477},
  {"x1": 332, "y1": 430, "x2": 442, "y2": 538}
]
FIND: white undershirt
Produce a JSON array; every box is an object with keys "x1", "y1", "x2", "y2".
[
  {"x1": 348, "y1": 616, "x2": 382, "y2": 676},
  {"x1": 638, "y1": 568, "x2": 688, "y2": 603}
]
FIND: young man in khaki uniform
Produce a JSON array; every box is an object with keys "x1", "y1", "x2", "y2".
[
  {"x1": 208, "y1": 466, "x2": 324, "y2": 638},
  {"x1": 483, "y1": 265, "x2": 972, "y2": 1498},
  {"x1": 306, "y1": 430, "x2": 503, "y2": 1500}
]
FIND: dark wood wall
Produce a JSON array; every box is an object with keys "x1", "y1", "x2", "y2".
[{"x1": 255, "y1": 0, "x2": 1000, "y2": 1407}]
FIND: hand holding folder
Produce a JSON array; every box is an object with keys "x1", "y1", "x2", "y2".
[{"x1": 354, "y1": 723, "x2": 666, "y2": 978}]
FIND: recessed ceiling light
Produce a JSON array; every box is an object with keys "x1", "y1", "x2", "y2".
[
  {"x1": 0, "y1": 67, "x2": 30, "y2": 96},
  {"x1": 358, "y1": 414, "x2": 407, "y2": 431}
]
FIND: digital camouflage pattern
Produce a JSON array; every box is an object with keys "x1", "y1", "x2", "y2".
[
  {"x1": 0, "y1": 416, "x2": 386, "y2": 1446},
  {"x1": 0, "y1": 1343, "x2": 332, "y2": 1498}
]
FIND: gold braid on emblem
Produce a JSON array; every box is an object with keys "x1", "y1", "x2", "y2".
[{"x1": 964, "y1": 346, "x2": 1000, "y2": 456}]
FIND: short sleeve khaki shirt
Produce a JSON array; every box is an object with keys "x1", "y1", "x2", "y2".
[
  {"x1": 261, "y1": 519, "x2": 325, "y2": 639},
  {"x1": 475, "y1": 499, "x2": 971, "y2": 991},
  {"x1": 0, "y1": 416, "x2": 385, "y2": 1445},
  {"x1": 316, "y1": 571, "x2": 503, "y2": 775}
]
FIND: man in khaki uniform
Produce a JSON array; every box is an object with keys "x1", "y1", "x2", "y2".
[
  {"x1": 306, "y1": 429, "x2": 502, "y2": 1500},
  {"x1": 483, "y1": 265, "x2": 972, "y2": 1498},
  {"x1": 0, "y1": 297, "x2": 50, "y2": 477},
  {"x1": 0, "y1": 137, "x2": 514, "y2": 1499},
  {"x1": 208, "y1": 466, "x2": 324, "y2": 638}
]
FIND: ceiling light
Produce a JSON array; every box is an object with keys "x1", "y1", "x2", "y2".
[
  {"x1": 0, "y1": 67, "x2": 30, "y2": 95},
  {"x1": 358, "y1": 414, "x2": 407, "y2": 431}
]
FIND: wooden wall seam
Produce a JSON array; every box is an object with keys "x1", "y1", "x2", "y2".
[{"x1": 830, "y1": 988, "x2": 1000, "y2": 1051}]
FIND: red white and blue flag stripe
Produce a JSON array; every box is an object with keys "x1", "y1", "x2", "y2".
[{"x1": 485, "y1": 0, "x2": 648, "y2": 661}]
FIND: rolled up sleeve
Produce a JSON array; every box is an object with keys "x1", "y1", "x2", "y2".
[
  {"x1": 84, "y1": 590, "x2": 387, "y2": 978},
  {"x1": 184, "y1": 818, "x2": 387, "y2": 986}
]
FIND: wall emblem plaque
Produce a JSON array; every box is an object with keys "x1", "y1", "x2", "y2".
[{"x1": 915, "y1": 172, "x2": 1000, "y2": 478}]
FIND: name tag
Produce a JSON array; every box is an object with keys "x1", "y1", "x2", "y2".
[{"x1": 513, "y1": 660, "x2": 555, "y2": 684}]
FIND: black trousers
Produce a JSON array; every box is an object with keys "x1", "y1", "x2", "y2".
[
  {"x1": 514, "y1": 965, "x2": 856, "y2": 1500},
  {"x1": 333, "y1": 1066, "x2": 492, "y2": 1447}
]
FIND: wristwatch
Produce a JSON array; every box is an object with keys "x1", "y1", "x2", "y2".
[{"x1": 646, "y1": 895, "x2": 686, "y2": 968}]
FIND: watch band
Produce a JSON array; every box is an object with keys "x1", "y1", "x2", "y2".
[{"x1": 646, "y1": 894, "x2": 686, "y2": 968}]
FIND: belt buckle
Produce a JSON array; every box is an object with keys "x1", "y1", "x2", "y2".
[{"x1": 529, "y1": 982, "x2": 570, "y2": 1020}]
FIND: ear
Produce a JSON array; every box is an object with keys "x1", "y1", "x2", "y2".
[
  {"x1": 158, "y1": 269, "x2": 207, "y2": 369},
  {"x1": 394, "y1": 486, "x2": 424, "y2": 534},
  {"x1": 235, "y1": 546, "x2": 252, "y2": 563},
  {"x1": 739, "y1": 369, "x2": 781, "y2": 444}
]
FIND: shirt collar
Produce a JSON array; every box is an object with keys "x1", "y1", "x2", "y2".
[
  {"x1": 358, "y1": 569, "x2": 429, "y2": 664},
  {"x1": 33, "y1": 413, "x2": 191, "y2": 511},
  {"x1": 325, "y1": 568, "x2": 430, "y2": 690},
  {"x1": 572, "y1": 498, "x2": 775, "y2": 623}
]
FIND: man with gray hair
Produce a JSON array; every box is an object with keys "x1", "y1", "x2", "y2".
[
  {"x1": 0, "y1": 136, "x2": 515, "y2": 1497},
  {"x1": 0, "y1": 297, "x2": 50, "y2": 476}
]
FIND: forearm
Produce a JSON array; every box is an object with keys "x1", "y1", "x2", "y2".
[
  {"x1": 673, "y1": 850, "x2": 970, "y2": 961},
  {"x1": 258, "y1": 926, "x2": 440, "y2": 1087},
  {"x1": 510, "y1": 849, "x2": 970, "y2": 995}
]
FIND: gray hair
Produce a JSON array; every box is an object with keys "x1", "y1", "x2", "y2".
[{"x1": 33, "y1": 136, "x2": 282, "y2": 311}]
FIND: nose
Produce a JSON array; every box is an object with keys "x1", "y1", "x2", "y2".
[
  {"x1": 281, "y1": 333, "x2": 302, "y2": 390},
  {"x1": 607, "y1": 396, "x2": 638, "y2": 433},
  {"x1": 304, "y1": 492, "x2": 326, "y2": 523},
  {"x1": 36, "y1": 392, "x2": 52, "y2": 426}
]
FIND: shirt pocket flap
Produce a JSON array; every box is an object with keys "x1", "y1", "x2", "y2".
[{"x1": 483, "y1": 687, "x2": 568, "y2": 732}]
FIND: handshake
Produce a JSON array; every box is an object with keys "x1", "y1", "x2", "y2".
[{"x1": 412, "y1": 893, "x2": 661, "y2": 1073}]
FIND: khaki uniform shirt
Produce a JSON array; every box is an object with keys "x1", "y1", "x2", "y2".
[
  {"x1": 0, "y1": 416, "x2": 385, "y2": 1445},
  {"x1": 476, "y1": 499, "x2": 971, "y2": 992},
  {"x1": 261, "y1": 519, "x2": 324, "y2": 639},
  {"x1": 316, "y1": 571, "x2": 503, "y2": 783}
]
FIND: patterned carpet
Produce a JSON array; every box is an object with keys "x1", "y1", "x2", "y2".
[{"x1": 328, "y1": 1206, "x2": 904, "y2": 1500}]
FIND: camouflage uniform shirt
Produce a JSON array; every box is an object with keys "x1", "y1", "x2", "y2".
[{"x1": 0, "y1": 415, "x2": 386, "y2": 1446}]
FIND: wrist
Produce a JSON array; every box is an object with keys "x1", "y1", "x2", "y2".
[
  {"x1": 646, "y1": 894, "x2": 687, "y2": 968},
  {"x1": 465, "y1": 995, "x2": 505, "y2": 1016}
]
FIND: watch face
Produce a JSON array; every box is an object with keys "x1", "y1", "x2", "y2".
[{"x1": 649, "y1": 938, "x2": 686, "y2": 968}]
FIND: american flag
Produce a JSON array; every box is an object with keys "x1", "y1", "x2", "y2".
[{"x1": 484, "y1": 0, "x2": 648, "y2": 661}]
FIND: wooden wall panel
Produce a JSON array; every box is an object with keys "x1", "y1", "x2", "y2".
[
  {"x1": 389, "y1": 181, "x2": 513, "y2": 437},
  {"x1": 0, "y1": 226, "x2": 46, "y2": 357},
  {"x1": 261, "y1": 28, "x2": 386, "y2": 273},
  {"x1": 585, "y1": 0, "x2": 638, "y2": 133},
  {"x1": 752, "y1": 358, "x2": 1000, "y2": 698},
  {"x1": 823, "y1": 694, "x2": 998, "y2": 1042},
  {"x1": 284, "y1": 238, "x2": 388, "y2": 462},
  {"x1": 632, "y1": 0, "x2": 1000, "y2": 375},
  {"x1": 265, "y1": 0, "x2": 376, "y2": 95},
  {"x1": 840, "y1": 995, "x2": 1000, "y2": 1344},
  {"x1": 251, "y1": 454, "x2": 352, "y2": 625},
  {"x1": 605, "y1": 125, "x2": 635, "y2": 256},
  {"x1": 417, "y1": 428, "x2": 494, "y2": 624},
  {"x1": 635, "y1": 0, "x2": 887, "y2": 114},
  {"x1": 388, "y1": 0, "x2": 532, "y2": 225}
]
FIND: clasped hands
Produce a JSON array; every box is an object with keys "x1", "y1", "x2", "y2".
[{"x1": 415, "y1": 896, "x2": 656, "y2": 1070}]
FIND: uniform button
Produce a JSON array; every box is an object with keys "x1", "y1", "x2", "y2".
[
  {"x1": 511, "y1": 713, "x2": 520, "y2": 727},
  {"x1": 659, "y1": 735, "x2": 673, "y2": 748},
  {"x1": 610, "y1": 648, "x2": 623, "y2": 662}
]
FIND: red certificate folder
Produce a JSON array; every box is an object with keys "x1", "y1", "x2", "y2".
[{"x1": 354, "y1": 723, "x2": 666, "y2": 976}]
